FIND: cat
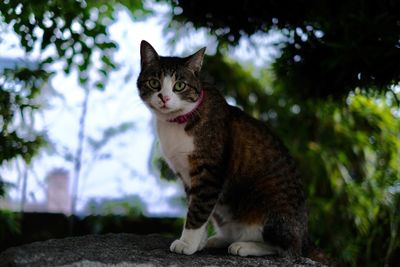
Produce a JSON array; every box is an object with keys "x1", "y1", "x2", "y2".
[{"x1": 137, "y1": 40, "x2": 327, "y2": 262}]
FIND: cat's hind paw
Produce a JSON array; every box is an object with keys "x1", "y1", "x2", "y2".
[
  {"x1": 228, "y1": 241, "x2": 278, "y2": 257},
  {"x1": 170, "y1": 239, "x2": 197, "y2": 255},
  {"x1": 206, "y1": 236, "x2": 230, "y2": 248}
]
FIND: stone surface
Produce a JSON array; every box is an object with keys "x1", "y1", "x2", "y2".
[{"x1": 0, "y1": 233, "x2": 326, "y2": 267}]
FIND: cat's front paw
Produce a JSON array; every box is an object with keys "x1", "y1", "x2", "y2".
[{"x1": 170, "y1": 239, "x2": 197, "y2": 255}]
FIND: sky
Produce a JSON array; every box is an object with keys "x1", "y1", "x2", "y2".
[{"x1": 0, "y1": 2, "x2": 280, "y2": 216}]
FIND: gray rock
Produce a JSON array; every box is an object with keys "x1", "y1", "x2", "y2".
[{"x1": 0, "y1": 233, "x2": 326, "y2": 267}]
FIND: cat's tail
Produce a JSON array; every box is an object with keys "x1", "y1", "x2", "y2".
[{"x1": 302, "y1": 237, "x2": 332, "y2": 266}]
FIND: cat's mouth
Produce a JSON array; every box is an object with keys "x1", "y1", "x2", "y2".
[
  {"x1": 151, "y1": 103, "x2": 182, "y2": 115},
  {"x1": 157, "y1": 104, "x2": 172, "y2": 112}
]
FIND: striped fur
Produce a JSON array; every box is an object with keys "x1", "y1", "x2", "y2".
[{"x1": 137, "y1": 40, "x2": 320, "y2": 260}]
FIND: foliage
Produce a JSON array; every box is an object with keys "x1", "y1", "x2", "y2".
[
  {"x1": 0, "y1": 0, "x2": 148, "y2": 160},
  {"x1": 0, "y1": 0, "x2": 149, "y2": 242},
  {"x1": 0, "y1": 64, "x2": 47, "y2": 235},
  {"x1": 86, "y1": 122, "x2": 135, "y2": 153},
  {"x1": 84, "y1": 195, "x2": 146, "y2": 217},
  {"x1": 0, "y1": 0, "x2": 149, "y2": 84},
  {"x1": 0, "y1": 65, "x2": 48, "y2": 163},
  {"x1": 0, "y1": 210, "x2": 21, "y2": 238},
  {"x1": 294, "y1": 94, "x2": 400, "y2": 266},
  {"x1": 169, "y1": 0, "x2": 400, "y2": 100},
  {"x1": 0, "y1": 0, "x2": 149, "y2": 195}
]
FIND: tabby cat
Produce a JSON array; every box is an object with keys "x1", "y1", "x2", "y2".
[{"x1": 137, "y1": 40, "x2": 324, "y2": 261}]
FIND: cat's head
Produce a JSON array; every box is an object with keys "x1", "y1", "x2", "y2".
[{"x1": 137, "y1": 40, "x2": 206, "y2": 121}]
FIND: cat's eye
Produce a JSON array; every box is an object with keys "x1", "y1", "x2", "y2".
[
  {"x1": 147, "y1": 79, "x2": 160, "y2": 90},
  {"x1": 174, "y1": 81, "x2": 186, "y2": 92}
]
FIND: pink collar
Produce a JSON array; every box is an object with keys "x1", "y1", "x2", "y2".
[{"x1": 167, "y1": 89, "x2": 205, "y2": 124}]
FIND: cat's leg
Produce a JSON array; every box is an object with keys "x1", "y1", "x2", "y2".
[
  {"x1": 170, "y1": 165, "x2": 222, "y2": 255},
  {"x1": 228, "y1": 241, "x2": 279, "y2": 256}
]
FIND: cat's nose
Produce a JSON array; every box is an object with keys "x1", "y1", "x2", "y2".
[{"x1": 158, "y1": 93, "x2": 170, "y2": 103}]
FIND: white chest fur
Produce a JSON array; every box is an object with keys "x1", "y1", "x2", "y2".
[{"x1": 156, "y1": 120, "x2": 194, "y2": 187}]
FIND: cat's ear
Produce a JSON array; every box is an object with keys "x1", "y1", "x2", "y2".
[
  {"x1": 140, "y1": 40, "x2": 159, "y2": 67},
  {"x1": 185, "y1": 47, "x2": 206, "y2": 74}
]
